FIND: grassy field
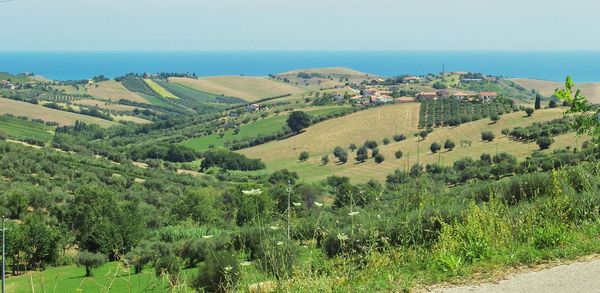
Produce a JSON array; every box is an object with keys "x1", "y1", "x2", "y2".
[
  {"x1": 182, "y1": 106, "x2": 351, "y2": 151},
  {"x1": 239, "y1": 105, "x2": 578, "y2": 183},
  {"x1": 170, "y1": 76, "x2": 305, "y2": 102},
  {"x1": 0, "y1": 72, "x2": 32, "y2": 83},
  {"x1": 510, "y1": 78, "x2": 600, "y2": 102},
  {"x1": 111, "y1": 114, "x2": 152, "y2": 124},
  {"x1": 144, "y1": 79, "x2": 179, "y2": 99},
  {"x1": 0, "y1": 97, "x2": 119, "y2": 128},
  {"x1": 0, "y1": 115, "x2": 54, "y2": 141},
  {"x1": 86, "y1": 81, "x2": 150, "y2": 104}
]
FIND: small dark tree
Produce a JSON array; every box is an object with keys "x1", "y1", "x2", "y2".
[
  {"x1": 298, "y1": 151, "x2": 309, "y2": 162},
  {"x1": 549, "y1": 100, "x2": 557, "y2": 108},
  {"x1": 490, "y1": 114, "x2": 500, "y2": 123},
  {"x1": 76, "y1": 251, "x2": 107, "y2": 277},
  {"x1": 383, "y1": 137, "x2": 391, "y2": 145},
  {"x1": 481, "y1": 131, "x2": 495, "y2": 142},
  {"x1": 393, "y1": 134, "x2": 406, "y2": 142},
  {"x1": 355, "y1": 147, "x2": 369, "y2": 162},
  {"x1": 535, "y1": 94, "x2": 542, "y2": 110},
  {"x1": 430, "y1": 142, "x2": 441, "y2": 153},
  {"x1": 525, "y1": 107, "x2": 534, "y2": 117},
  {"x1": 371, "y1": 147, "x2": 380, "y2": 157},
  {"x1": 349, "y1": 143, "x2": 357, "y2": 152},
  {"x1": 419, "y1": 130, "x2": 428, "y2": 140},
  {"x1": 321, "y1": 155, "x2": 329, "y2": 165},
  {"x1": 287, "y1": 111, "x2": 312, "y2": 134},
  {"x1": 501, "y1": 128, "x2": 510, "y2": 137},
  {"x1": 443, "y1": 139, "x2": 455, "y2": 151},
  {"x1": 536, "y1": 136, "x2": 554, "y2": 150},
  {"x1": 363, "y1": 140, "x2": 378, "y2": 149},
  {"x1": 374, "y1": 154, "x2": 385, "y2": 164},
  {"x1": 394, "y1": 150, "x2": 403, "y2": 159}
]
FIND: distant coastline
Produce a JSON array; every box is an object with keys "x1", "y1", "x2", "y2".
[{"x1": 0, "y1": 51, "x2": 599, "y2": 82}]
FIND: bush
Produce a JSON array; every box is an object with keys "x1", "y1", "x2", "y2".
[
  {"x1": 155, "y1": 255, "x2": 182, "y2": 284},
  {"x1": 363, "y1": 140, "x2": 378, "y2": 149},
  {"x1": 444, "y1": 139, "x2": 455, "y2": 151},
  {"x1": 393, "y1": 134, "x2": 406, "y2": 142},
  {"x1": 536, "y1": 136, "x2": 554, "y2": 150},
  {"x1": 255, "y1": 239, "x2": 297, "y2": 280},
  {"x1": 371, "y1": 147, "x2": 379, "y2": 157},
  {"x1": 349, "y1": 143, "x2": 357, "y2": 152},
  {"x1": 549, "y1": 100, "x2": 558, "y2": 108},
  {"x1": 76, "y1": 251, "x2": 107, "y2": 277},
  {"x1": 321, "y1": 155, "x2": 329, "y2": 165},
  {"x1": 395, "y1": 150, "x2": 403, "y2": 159},
  {"x1": 192, "y1": 251, "x2": 240, "y2": 293},
  {"x1": 374, "y1": 154, "x2": 385, "y2": 164},
  {"x1": 355, "y1": 147, "x2": 368, "y2": 163},
  {"x1": 430, "y1": 142, "x2": 441, "y2": 153},
  {"x1": 383, "y1": 137, "x2": 391, "y2": 145},
  {"x1": 525, "y1": 107, "x2": 534, "y2": 117},
  {"x1": 481, "y1": 131, "x2": 495, "y2": 142},
  {"x1": 298, "y1": 151, "x2": 309, "y2": 162},
  {"x1": 490, "y1": 114, "x2": 500, "y2": 123}
]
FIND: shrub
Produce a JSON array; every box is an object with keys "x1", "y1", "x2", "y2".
[
  {"x1": 501, "y1": 128, "x2": 510, "y2": 136},
  {"x1": 76, "y1": 251, "x2": 107, "y2": 277},
  {"x1": 536, "y1": 136, "x2": 554, "y2": 150},
  {"x1": 321, "y1": 155, "x2": 329, "y2": 165},
  {"x1": 419, "y1": 130, "x2": 429, "y2": 140},
  {"x1": 371, "y1": 147, "x2": 380, "y2": 157},
  {"x1": 395, "y1": 150, "x2": 403, "y2": 159},
  {"x1": 383, "y1": 137, "x2": 391, "y2": 145},
  {"x1": 355, "y1": 147, "x2": 368, "y2": 163},
  {"x1": 444, "y1": 139, "x2": 455, "y2": 151},
  {"x1": 180, "y1": 238, "x2": 208, "y2": 268},
  {"x1": 393, "y1": 134, "x2": 406, "y2": 142},
  {"x1": 430, "y1": 142, "x2": 441, "y2": 153},
  {"x1": 155, "y1": 255, "x2": 182, "y2": 284},
  {"x1": 525, "y1": 107, "x2": 534, "y2": 116},
  {"x1": 374, "y1": 154, "x2": 385, "y2": 164},
  {"x1": 363, "y1": 140, "x2": 378, "y2": 149},
  {"x1": 255, "y1": 239, "x2": 297, "y2": 280},
  {"x1": 549, "y1": 100, "x2": 557, "y2": 108},
  {"x1": 481, "y1": 131, "x2": 495, "y2": 142},
  {"x1": 490, "y1": 114, "x2": 500, "y2": 123},
  {"x1": 192, "y1": 251, "x2": 240, "y2": 293},
  {"x1": 298, "y1": 151, "x2": 309, "y2": 162},
  {"x1": 349, "y1": 143, "x2": 357, "y2": 152}
]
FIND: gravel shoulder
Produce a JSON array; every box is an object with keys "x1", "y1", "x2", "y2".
[{"x1": 430, "y1": 256, "x2": 600, "y2": 293}]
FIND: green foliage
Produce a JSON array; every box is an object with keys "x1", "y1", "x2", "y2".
[
  {"x1": 200, "y1": 149, "x2": 265, "y2": 171},
  {"x1": 374, "y1": 153, "x2": 385, "y2": 164},
  {"x1": 154, "y1": 255, "x2": 182, "y2": 284},
  {"x1": 555, "y1": 76, "x2": 600, "y2": 144},
  {"x1": 287, "y1": 111, "x2": 312, "y2": 134},
  {"x1": 536, "y1": 136, "x2": 554, "y2": 150},
  {"x1": 393, "y1": 134, "x2": 406, "y2": 142},
  {"x1": 383, "y1": 137, "x2": 391, "y2": 145},
  {"x1": 525, "y1": 107, "x2": 535, "y2": 116},
  {"x1": 76, "y1": 251, "x2": 108, "y2": 277},
  {"x1": 444, "y1": 139, "x2": 455, "y2": 151},
  {"x1": 481, "y1": 131, "x2": 495, "y2": 142},
  {"x1": 430, "y1": 142, "x2": 441, "y2": 153},
  {"x1": 371, "y1": 147, "x2": 380, "y2": 157},
  {"x1": 192, "y1": 251, "x2": 240, "y2": 293},
  {"x1": 395, "y1": 150, "x2": 403, "y2": 159},
  {"x1": 355, "y1": 147, "x2": 369, "y2": 163},
  {"x1": 299, "y1": 151, "x2": 309, "y2": 162},
  {"x1": 321, "y1": 155, "x2": 329, "y2": 165}
]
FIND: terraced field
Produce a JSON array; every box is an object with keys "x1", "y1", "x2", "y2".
[
  {"x1": 239, "y1": 105, "x2": 577, "y2": 183},
  {"x1": 182, "y1": 106, "x2": 352, "y2": 151},
  {"x1": 144, "y1": 79, "x2": 179, "y2": 99},
  {"x1": 86, "y1": 80, "x2": 149, "y2": 104},
  {"x1": 0, "y1": 115, "x2": 54, "y2": 141},
  {"x1": 0, "y1": 97, "x2": 119, "y2": 128},
  {"x1": 170, "y1": 76, "x2": 305, "y2": 102}
]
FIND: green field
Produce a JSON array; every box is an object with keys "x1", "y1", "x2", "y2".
[
  {"x1": 0, "y1": 115, "x2": 54, "y2": 141},
  {"x1": 144, "y1": 79, "x2": 179, "y2": 99},
  {"x1": 182, "y1": 106, "x2": 351, "y2": 151},
  {"x1": 0, "y1": 72, "x2": 32, "y2": 84},
  {"x1": 157, "y1": 81, "x2": 244, "y2": 104}
]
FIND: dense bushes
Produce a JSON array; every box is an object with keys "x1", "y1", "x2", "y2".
[
  {"x1": 200, "y1": 149, "x2": 265, "y2": 171},
  {"x1": 419, "y1": 98, "x2": 516, "y2": 128}
]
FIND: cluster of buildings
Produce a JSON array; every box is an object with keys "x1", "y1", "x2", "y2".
[
  {"x1": 1, "y1": 80, "x2": 16, "y2": 90},
  {"x1": 349, "y1": 88, "x2": 416, "y2": 105},
  {"x1": 417, "y1": 91, "x2": 498, "y2": 102}
]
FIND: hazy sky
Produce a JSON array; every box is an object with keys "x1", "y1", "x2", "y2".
[{"x1": 1, "y1": 0, "x2": 598, "y2": 51}]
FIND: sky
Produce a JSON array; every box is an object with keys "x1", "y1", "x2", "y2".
[{"x1": 0, "y1": 0, "x2": 599, "y2": 51}]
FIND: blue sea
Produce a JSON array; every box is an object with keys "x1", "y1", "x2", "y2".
[{"x1": 0, "y1": 51, "x2": 599, "y2": 82}]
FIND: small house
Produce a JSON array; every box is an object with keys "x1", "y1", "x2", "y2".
[
  {"x1": 479, "y1": 92, "x2": 498, "y2": 102},
  {"x1": 376, "y1": 95, "x2": 394, "y2": 103},
  {"x1": 453, "y1": 92, "x2": 475, "y2": 100},
  {"x1": 246, "y1": 104, "x2": 260, "y2": 112},
  {"x1": 395, "y1": 96, "x2": 417, "y2": 103},
  {"x1": 418, "y1": 92, "x2": 438, "y2": 100},
  {"x1": 350, "y1": 95, "x2": 369, "y2": 105},
  {"x1": 402, "y1": 76, "x2": 421, "y2": 83},
  {"x1": 362, "y1": 88, "x2": 378, "y2": 98},
  {"x1": 332, "y1": 93, "x2": 345, "y2": 102}
]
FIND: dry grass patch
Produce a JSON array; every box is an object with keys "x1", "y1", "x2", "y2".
[
  {"x1": 111, "y1": 114, "x2": 152, "y2": 124},
  {"x1": 86, "y1": 80, "x2": 149, "y2": 104},
  {"x1": 170, "y1": 76, "x2": 305, "y2": 102},
  {"x1": 74, "y1": 99, "x2": 141, "y2": 112},
  {"x1": 510, "y1": 78, "x2": 600, "y2": 103},
  {"x1": 0, "y1": 97, "x2": 119, "y2": 128}
]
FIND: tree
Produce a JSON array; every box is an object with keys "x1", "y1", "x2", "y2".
[
  {"x1": 501, "y1": 128, "x2": 510, "y2": 137},
  {"x1": 383, "y1": 137, "x2": 391, "y2": 145},
  {"x1": 286, "y1": 111, "x2": 312, "y2": 134},
  {"x1": 490, "y1": 114, "x2": 500, "y2": 123},
  {"x1": 549, "y1": 100, "x2": 558, "y2": 108},
  {"x1": 536, "y1": 136, "x2": 554, "y2": 150},
  {"x1": 76, "y1": 251, "x2": 107, "y2": 277},
  {"x1": 355, "y1": 147, "x2": 369, "y2": 163},
  {"x1": 321, "y1": 155, "x2": 329, "y2": 165},
  {"x1": 371, "y1": 147, "x2": 380, "y2": 157},
  {"x1": 409, "y1": 164, "x2": 423, "y2": 177},
  {"x1": 535, "y1": 94, "x2": 542, "y2": 110},
  {"x1": 374, "y1": 154, "x2": 385, "y2": 164},
  {"x1": 395, "y1": 150, "x2": 403, "y2": 159},
  {"x1": 481, "y1": 131, "x2": 495, "y2": 142},
  {"x1": 393, "y1": 134, "x2": 406, "y2": 142},
  {"x1": 525, "y1": 107, "x2": 534, "y2": 117},
  {"x1": 554, "y1": 76, "x2": 599, "y2": 145},
  {"x1": 430, "y1": 142, "x2": 441, "y2": 153},
  {"x1": 333, "y1": 146, "x2": 348, "y2": 164},
  {"x1": 443, "y1": 139, "x2": 455, "y2": 151},
  {"x1": 349, "y1": 143, "x2": 357, "y2": 152},
  {"x1": 298, "y1": 151, "x2": 309, "y2": 162},
  {"x1": 363, "y1": 140, "x2": 378, "y2": 149},
  {"x1": 419, "y1": 130, "x2": 428, "y2": 140}
]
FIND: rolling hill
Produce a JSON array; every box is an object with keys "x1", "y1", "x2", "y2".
[
  {"x1": 86, "y1": 80, "x2": 150, "y2": 104},
  {"x1": 239, "y1": 105, "x2": 577, "y2": 183},
  {"x1": 169, "y1": 76, "x2": 306, "y2": 102},
  {"x1": 510, "y1": 78, "x2": 600, "y2": 103},
  {"x1": 278, "y1": 67, "x2": 371, "y2": 76}
]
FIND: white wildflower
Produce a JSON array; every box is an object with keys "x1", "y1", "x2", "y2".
[
  {"x1": 202, "y1": 235, "x2": 213, "y2": 239},
  {"x1": 337, "y1": 233, "x2": 348, "y2": 241},
  {"x1": 314, "y1": 202, "x2": 324, "y2": 207},
  {"x1": 270, "y1": 226, "x2": 279, "y2": 230},
  {"x1": 293, "y1": 202, "x2": 302, "y2": 207},
  {"x1": 224, "y1": 266, "x2": 233, "y2": 272},
  {"x1": 348, "y1": 211, "x2": 359, "y2": 217},
  {"x1": 240, "y1": 261, "x2": 252, "y2": 267},
  {"x1": 276, "y1": 241, "x2": 284, "y2": 246}
]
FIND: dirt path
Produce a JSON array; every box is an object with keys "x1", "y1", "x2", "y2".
[{"x1": 432, "y1": 258, "x2": 600, "y2": 293}]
